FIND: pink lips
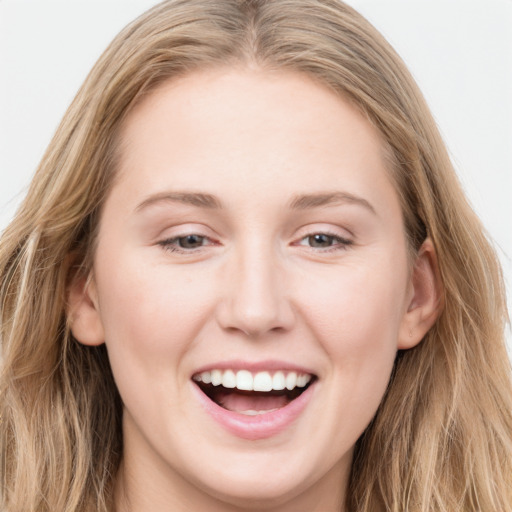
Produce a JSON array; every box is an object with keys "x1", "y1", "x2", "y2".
[{"x1": 191, "y1": 368, "x2": 316, "y2": 441}]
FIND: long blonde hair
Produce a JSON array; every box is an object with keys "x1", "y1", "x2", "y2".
[{"x1": 1, "y1": 1, "x2": 511, "y2": 511}]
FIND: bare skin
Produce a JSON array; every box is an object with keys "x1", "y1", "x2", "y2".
[{"x1": 69, "y1": 67, "x2": 440, "y2": 511}]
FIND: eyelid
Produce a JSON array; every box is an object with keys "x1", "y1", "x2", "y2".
[
  {"x1": 155, "y1": 222, "x2": 216, "y2": 240},
  {"x1": 294, "y1": 219, "x2": 353, "y2": 235},
  {"x1": 298, "y1": 232, "x2": 350, "y2": 243},
  {"x1": 155, "y1": 223, "x2": 353, "y2": 255},
  {"x1": 155, "y1": 224, "x2": 221, "y2": 254},
  {"x1": 293, "y1": 223, "x2": 353, "y2": 240},
  {"x1": 296, "y1": 233, "x2": 352, "y2": 248},
  {"x1": 158, "y1": 234, "x2": 219, "y2": 254},
  {"x1": 291, "y1": 224, "x2": 354, "y2": 253}
]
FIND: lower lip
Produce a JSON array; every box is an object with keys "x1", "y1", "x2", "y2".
[{"x1": 191, "y1": 381, "x2": 316, "y2": 441}]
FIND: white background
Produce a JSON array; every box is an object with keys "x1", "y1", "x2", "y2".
[{"x1": 1, "y1": 0, "x2": 511, "y2": 350}]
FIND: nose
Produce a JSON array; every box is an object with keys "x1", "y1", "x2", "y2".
[{"x1": 216, "y1": 245, "x2": 295, "y2": 337}]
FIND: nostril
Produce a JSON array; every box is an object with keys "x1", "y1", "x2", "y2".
[{"x1": 216, "y1": 296, "x2": 296, "y2": 337}]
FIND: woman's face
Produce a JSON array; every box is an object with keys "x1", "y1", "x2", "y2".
[{"x1": 71, "y1": 68, "x2": 433, "y2": 510}]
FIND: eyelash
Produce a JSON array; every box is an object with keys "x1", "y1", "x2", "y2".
[
  {"x1": 295, "y1": 232, "x2": 353, "y2": 252},
  {"x1": 158, "y1": 234, "x2": 214, "y2": 254},
  {"x1": 158, "y1": 231, "x2": 352, "y2": 254}
]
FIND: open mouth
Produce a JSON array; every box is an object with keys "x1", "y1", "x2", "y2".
[{"x1": 192, "y1": 369, "x2": 316, "y2": 416}]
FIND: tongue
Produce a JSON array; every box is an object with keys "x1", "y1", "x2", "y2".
[{"x1": 216, "y1": 390, "x2": 289, "y2": 413}]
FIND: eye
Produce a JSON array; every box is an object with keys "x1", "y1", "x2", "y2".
[
  {"x1": 296, "y1": 232, "x2": 352, "y2": 251},
  {"x1": 175, "y1": 234, "x2": 207, "y2": 249},
  {"x1": 158, "y1": 234, "x2": 214, "y2": 253}
]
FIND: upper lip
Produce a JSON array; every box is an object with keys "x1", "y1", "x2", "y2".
[{"x1": 191, "y1": 359, "x2": 317, "y2": 377}]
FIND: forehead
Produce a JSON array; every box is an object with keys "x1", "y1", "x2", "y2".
[{"x1": 112, "y1": 67, "x2": 398, "y2": 216}]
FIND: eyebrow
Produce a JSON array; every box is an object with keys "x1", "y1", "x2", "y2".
[
  {"x1": 289, "y1": 192, "x2": 376, "y2": 215},
  {"x1": 135, "y1": 191, "x2": 222, "y2": 212},
  {"x1": 134, "y1": 190, "x2": 376, "y2": 215}
]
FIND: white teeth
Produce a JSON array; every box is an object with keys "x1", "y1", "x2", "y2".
[
  {"x1": 253, "y1": 371, "x2": 273, "y2": 392},
  {"x1": 211, "y1": 369, "x2": 222, "y2": 386},
  {"x1": 239, "y1": 408, "x2": 278, "y2": 416},
  {"x1": 236, "y1": 370, "x2": 253, "y2": 391},
  {"x1": 285, "y1": 372, "x2": 297, "y2": 390},
  {"x1": 272, "y1": 371, "x2": 286, "y2": 390},
  {"x1": 193, "y1": 369, "x2": 313, "y2": 392},
  {"x1": 299, "y1": 374, "x2": 312, "y2": 387},
  {"x1": 297, "y1": 374, "x2": 310, "y2": 387},
  {"x1": 200, "y1": 371, "x2": 212, "y2": 384},
  {"x1": 221, "y1": 369, "x2": 236, "y2": 389}
]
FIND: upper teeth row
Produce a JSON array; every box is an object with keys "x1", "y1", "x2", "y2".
[{"x1": 193, "y1": 370, "x2": 312, "y2": 392}]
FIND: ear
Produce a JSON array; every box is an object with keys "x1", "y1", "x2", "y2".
[
  {"x1": 67, "y1": 272, "x2": 105, "y2": 346},
  {"x1": 398, "y1": 238, "x2": 443, "y2": 349}
]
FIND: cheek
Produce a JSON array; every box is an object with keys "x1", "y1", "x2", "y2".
[
  {"x1": 302, "y1": 255, "x2": 407, "y2": 344},
  {"x1": 93, "y1": 253, "x2": 223, "y2": 434},
  {"x1": 94, "y1": 251, "x2": 217, "y2": 379},
  {"x1": 298, "y1": 250, "x2": 408, "y2": 396}
]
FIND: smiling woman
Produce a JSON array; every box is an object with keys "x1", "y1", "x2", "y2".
[{"x1": 1, "y1": 1, "x2": 511, "y2": 512}]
